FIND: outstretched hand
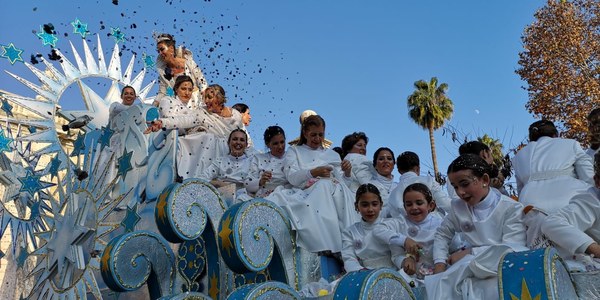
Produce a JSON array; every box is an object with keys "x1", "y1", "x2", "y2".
[{"x1": 144, "y1": 120, "x2": 163, "y2": 134}]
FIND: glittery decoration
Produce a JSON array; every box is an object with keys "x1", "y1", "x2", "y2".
[
  {"x1": 71, "y1": 18, "x2": 89, "y2": 38},
  {"x1": 333, "y1": 268, "x2": 415, "y2": 299},
  {"x1": 1, "y1": 43, "x2": 24, "y2": 64},
  {"x1": 101, "y1": 230, "x2": 175, "y2": 297},
  {"x1": 226, "y1": 281, "x2": 301, "y2": 299},
  {"x1": 111, "y1": 27, "x2": 125, "y2": 43},
  {"x1": 161, "y1": 292, "x2": 212, "y2": 299},
  {"x1": 36, "y1": 25, "x2": 58, "y2": 47},
  {"x1": 572, "y1": 271, "x2": 600, "y2": 299}
]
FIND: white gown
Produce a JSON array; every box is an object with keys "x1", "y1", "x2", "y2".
[
  {"x1": 373, "y1": 213, "x2": 442, "y2": 284},
  {"x1": 386, "y1": 171, "x2": 452, "y2": 218},
  {"x1": 266, "y1": 144, "x2": 359, "y2": 253},
  {"x1": 245, "y1": 152, "x2": 291, "y2": 198},
  {"x1": 424, "y1": 190, "x2": 527, "y2": 300},
  {"x1": 512, "y1": 136, "x2": 594, "y2": 212},
  {"x1": 342, "y1": 153, "x2": 375, "y2": 195},
  {"x1": 200, "y1": 153, "x2": 251, "y2": 202},
  {"x1": 157, "y1": 95, "x2": 244, "y2": 179},
  {"x1": 341, "y1": 217, "x2": 396, "y2": 272}
]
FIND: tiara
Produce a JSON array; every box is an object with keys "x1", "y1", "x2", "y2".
[{"x1": 152, "y1": 31, "x2": 173, "y2": 43}]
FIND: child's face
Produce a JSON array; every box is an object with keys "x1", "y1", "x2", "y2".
[
  {"x1": 448, "y1": 169, "x2": 490, "y2": 206},
  {"x1": 356, "y1": 192, "x2": 382, "y2": 223},
  {"x1": 403, "y1": 190, "x2": 433, "y2": 223}
]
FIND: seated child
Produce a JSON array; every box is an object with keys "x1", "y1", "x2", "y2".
[
  {"x1": 341, "y1": 183, "x2": 396, "y2": 272},
  {"x1": 373, "y1": 183, "x2": 441, "y2": 286}
]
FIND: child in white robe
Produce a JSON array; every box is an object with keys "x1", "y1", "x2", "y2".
[
  {"x1": 374, "y1": 183, "x2": 441, "y2": 286},
  {"x1": 245, "y1": 126, "x2": 291, "y2": 198},
  {"x1": 342, "y1": 184, "x2": 396, "y2": 272},
  {"x1": 425, "y1": 154, "x2": 527, "y2": 300}
]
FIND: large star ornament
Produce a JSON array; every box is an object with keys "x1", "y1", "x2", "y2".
[
  {"x1": 116, "y1": 147, "x2": 133, "y2": 180},
  {"x1": 98, "y1": 126, "x2": 114, "y2": 151},
  {"x1": 142, "y1": 53, "x2": 156, "y2": 68},
  {"x1": 0, "y1": 129, "x2": 13, "y2": 153},
  {"x1": 36, "y1": 26, "x2": 58, "y2": 47},
  {"x1": 1, "y1": 99, "x2": 14, "y2": 117},
  {"x1": 71, "y1": 18, "x2": 89, "y2": 38},
  {"x1": 1, "y1": 43, "x2": 24, "y2": 65},
  {"x1": 120, "y1": 204, "x2": 140, "y2": 233}
]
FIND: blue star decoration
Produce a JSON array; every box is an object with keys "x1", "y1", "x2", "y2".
[
  {"x1": 0, "y1": 129, "x2": 13, "y2": 153},
  {"x1": 18, "y1": 171, "x2": 44, "y2": 196},
  {"x1": 110, "y1": 27, "x2": 125, "y2": 43},
  {"x1": 36, "y1": 26, "x2": 58, "y2": 47},
  {"x1": 48, "y1": 154, "x2": 62, "y2": 180},
  {"x1": 98, "y1": 126, "x2": 114, "y2": 151},
  {"x1": 1, "y1": 43, "x2": 24, "y2": 65},
  {"x1": 116, "y1": 147, "x2": 133, "y2": 180},
  {"x1": 16, "y1": 246, "x2": 29, "y2": 268},
  {"x1": 121, "y1": 204, "x2": 140, "y2": 233},
  {"x1": 70, "y1": 133, "x2": 86, "y2": 157},
  {"x1": 71, "y1": 18, "x2": 89, "y2": 38},
  {"x1": 142, "y1": 52, "x2": 156, "y2": 68},
  {"x1": 1, "y1": 99, "x2": 13, "y2": 117}
]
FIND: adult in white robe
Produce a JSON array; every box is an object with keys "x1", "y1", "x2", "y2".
[
  {"x1": 342, "y1": 216, "x2": 396, "y2": 272},
  {"x1": 339, "y1": 132, "x2": 374, "y2": 194},
  {"x1": 368, "y1": 147, "x2": 397, "y2": 206},
  {"x1": 512, "y1": 120, "x2": 594, "y2": 212},
  {"x1": 155, "y1": 33, "x2": 207, "y2": 107},
  {"x1": 266, "y1": 115, "x2": 358, "y2": 253},
  {"x1": 245, "y1": 126, "x2": 291, "y2": 198}
]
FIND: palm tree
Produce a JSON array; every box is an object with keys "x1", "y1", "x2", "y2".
[{"x1": 407, "y1": 77, "x2": 454, "y2": 183}]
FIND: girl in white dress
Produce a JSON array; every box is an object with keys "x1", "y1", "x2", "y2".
[
  {"x1": 369, "y1": 147, "x2": 398, "y2": 206},
  {"x1": 342, "y1": 183, "x2": 396, "y2": 272},
  {"x1": 374, "y1": 183, "x2": 440, "y2": 286},
  {"x1": 340, "y1": 132, "x2": 374, "y2": 194},
  {"x1": 245, "y1": 126, "x2": 291, "y2": 198},
  {"x1": 267, "y1": 115, "x2": 358, "y2": 253},
  {"x1": 425, "y1": 154, "x2": 527, "y2": 300}
]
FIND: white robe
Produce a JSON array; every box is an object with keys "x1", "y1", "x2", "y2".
[
  {"x1": 341, "y1": 217, "x2": 396, "y2": 272},
  {"x1": 512, "y1": 136, "x2": 594, "y2": 212},
  {"x1": 541, "y1": 186, "x2": 600, "y2": 256},
  {"x1": 342, "y1": 153, "x2": 375, "y2": 195},
  {"x1": 386, "y1": 171, "x2": 452, "y2": 218},
  {"x1": 200, "y1": 154, "x2": 251, "y2": 189},
  {"x1": 156, "y1": 47, "x2": 208, "y2": 108},
  {"x1": 157, "y1": 95, "x2": 244, "y2": 179},
  {"x1": 369, "y1": 173, "x2": 397, "y2": 204},
  {"x1": 265, "y1": 144, "x2": 359, "y2": 253},
  {"x1": 373, "y1": 214, "x2": 441, "y2": 284},
  {"x1": 245, "y1": 152, "x2": 291, "y2": 198},
  {"x1": 425, "y1": 190, "x2": 527, "y2": 300}
]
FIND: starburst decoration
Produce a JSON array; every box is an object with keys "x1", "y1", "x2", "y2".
[
  {"x1": 110, "y1": 27, "x2": 125, "y2": 43},
  {"x1": 36, "y1": 26, "x2": 58, "y2": 47},
  {"x1": 219, "y1": 214, "x2": 234, "y2": 256},
  {"x1": 510, "y1": 278, "x2": 541, "y2": 300},
  {"x1": 1, "y1": 43, "x2": 24, "y2": 64},
  {"x1": 71, "y1": 18, "x2": 89, "y2": 38},
  {"x1": 18, "y1": 170, "x2": 54, "y2": 196}
]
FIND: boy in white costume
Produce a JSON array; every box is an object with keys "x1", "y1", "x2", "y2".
[{"x1": 425, "y1": 154, "x2": 527, "y2": 300}]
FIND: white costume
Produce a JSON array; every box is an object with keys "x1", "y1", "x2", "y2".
[
  {"x1": 342, "y1": 153, "x2": 375, "y2": 195},
  {"x1": 157, "y1": 95, "x2": 244, "y2": 179},
  {"x1": 341, "y1": 217, "x2": 396, "y2": 272},
  {"x1": 424, "y1": 190, "x2": 527, "y2": 300},
  {"x1": 373, "y1": 214, "x2": 441, "y2": 284},
  {"x1": 386, "y1": 171, "x2": 451, "y2": 218},
  {"x1": 265, "y1": 144, "x2": 359, "y2": 253},
  {"x1": 541, "y1": 186, "x2": 600, "y2": 256},
  {"x1": 156, "y1": 46, "x2": 207, "y2": 108},
  {"x1": 369, "y1": 173, "x2": 397, "y2": 204},
  {"x1": 512, "y1": 136, "x2": 594, "y2": 212},
  {"x1": 200, "y1": 154, "x2": 251, "y2": 201},
  {"x1": 245, "y1": 152, "x2": 291, "y2": 198}
]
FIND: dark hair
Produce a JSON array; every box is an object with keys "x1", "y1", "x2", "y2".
[
  {"x1": 227, "y1": 128, "x2": 247, "y2": 144},
  {"x1": 396, "y1": 151, "x2": 419, "y2": 173},
  {"x1": 341, "y1": 132, "x2": 368, "y2": 158},
  {"x1": 528, "y1": 120, "x2": 558, "y2": 141},
  {"x1": 332, "y1": 147, "x2": 344, "y2": 159},
  {"x1": 372, "y1": 147, "x2": 395, "y2": 167},
  {"x1": 232, "y1": 103, "x2": 249, "y2": 113},
  {"x1": 595, "y1": 151, "x2": 600, "y2": 176},
  {"x1": 403, "y1": 183, "x2": 433, "y2": 203},
  {"x1": 459, "y1": 141, "x2": 490, "y2": 156},
  {"x1": 263, "y1": 126, "x2": 285, "y2": 145},
  {"x1": 588, "y1": 108, "x2": 600, "y2": 150},
  {"x1": 173, "y1": 75, "x2": 194, "y2": 94},
  {"x1": 156, "y1": 33, "x2": 176, "y2": 48},
  {"x1": 298, "y1": 115, "x2": 325, "y2": 146},
  {"x1": 355, "y1": 183, "x2": 382, "y2": 205},
  {"x1": 120, "y1": 85, "x2": 136, "y2": 97},
  {"x1": 447, "y1": 154, "x2": 494, "y2": 178}
]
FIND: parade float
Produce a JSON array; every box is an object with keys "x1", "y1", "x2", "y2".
[{"x1": 0, "y1": 34, "x2": 595, "y2": 300}]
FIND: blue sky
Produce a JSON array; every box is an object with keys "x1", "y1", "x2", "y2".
[{"x1": 0, "y1": 0, "x2": 545, "y2": 184}]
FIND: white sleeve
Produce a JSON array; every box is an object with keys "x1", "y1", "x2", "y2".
[
  {"x1": 245, "y1": 156, "x2": 261, "y2": 194},
  {"x1": 433, "y1": 211, "x2": 458, "y2": 264},
  {"x1": 200, "y1": 161, "x2": 220, "y2": 181},
  {"x1": 541, "y1": 190, "x2": 600, "y2": 255},
  {"x1": 373, "y1": 219, "x2": 407, "y2": 247},
  {"x1": 573, "y1": 140, "x2": 595, "y2": 185},
  {"x1": 430, "y1": 179, "x2": 452, "y2": 214},
  {"x1": 341, "y1": 227, "x2": 364, "y2": 272},
  {"x1": 283, "y1": 147, "x2": 311, "y2": 187}
]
